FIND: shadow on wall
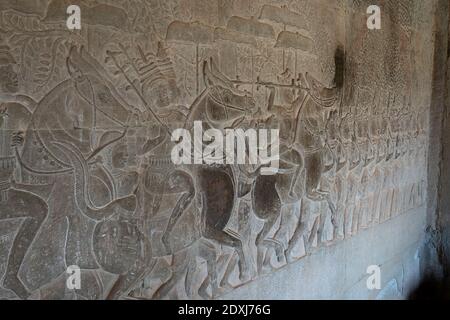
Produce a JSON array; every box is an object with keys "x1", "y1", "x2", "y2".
[{"x1": 408, "y1": 276, "x2": 450, "y2": 300}]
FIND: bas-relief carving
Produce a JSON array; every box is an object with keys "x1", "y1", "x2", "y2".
[{"x1": 0, "y1": 0, "x2": 428, "y2": 299}]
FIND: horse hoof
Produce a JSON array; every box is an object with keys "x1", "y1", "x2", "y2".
[
  {"x1": 219, "y1": 278, "x2": 231, "y2": 289},
  {"x1": 198, "y1": 286, "x2": 212, "y2": 300},
  {"x1": 285, "y1": 249, "x2": 295, "y2": 264},
  {"x1": 238, "y1": 269, "x2": 250, "y2": 282}
]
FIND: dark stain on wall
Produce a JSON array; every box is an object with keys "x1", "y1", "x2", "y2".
[{"x1": 333, "y1": 46, "x2": 345, "y2": 89}]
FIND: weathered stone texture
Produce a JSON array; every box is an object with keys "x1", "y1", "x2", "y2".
[{"x1": 0, "y1": 0, "x2": 441, "y2": 299}]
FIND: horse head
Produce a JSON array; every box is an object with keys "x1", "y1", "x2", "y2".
[{"x1": 196, "y1": 58, "x2": 256, "y2": 129}]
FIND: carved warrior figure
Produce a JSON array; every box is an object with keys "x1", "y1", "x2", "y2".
[
  {"x1": 149, "y1": 59, "x2": 256, "y2": 298},
  {"x1": 250, "y1": 72, "x2": 341, "y2": 265},
  {"x1": 153, "y1": 58, "x2": 344, "y2": 291},
  {"x1": 289, "y1": 73, "x2": 339, "y2": 227},
  {"x1": 248, "y1": 85, "x2": 305, "y2": 269},
  {"x1": 0, "y1": 1, "x2": 425, "y2": 300},
  {"x1": 0, "y1": 38, "x2": 48, "y2": 299},
  {"x1": 7, "y1": 46, "x2": 147, "y2": 298}
]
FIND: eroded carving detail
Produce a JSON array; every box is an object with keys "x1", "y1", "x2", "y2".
[{"x1": 0, "y1": 0, "x2": 427, "y2": 299}]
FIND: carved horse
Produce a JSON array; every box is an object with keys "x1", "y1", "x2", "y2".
[
  {"x1": 246, "y1": 86, "x2": 304, "y2": 270},
  {"x1": 16, "y1": 46, "x2": 145, "y2": 298},
  {"x1": 290, "y1": 73, "x2": 338, "y2": 223},
  {"x1": 247, "y1": 73, "x2": 338, "y2": 269},
  {"x1": 151, "y1": 59, "x2": 256, "y2": 298}
]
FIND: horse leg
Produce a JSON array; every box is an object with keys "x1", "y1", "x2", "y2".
[
  {"x1": 183, "y1": 240, "x2": 218, "y2": 299},
  {"x1": 219, "y1": 254, "x2": 239, "y2": 288},
  {"x1": 304, "y1": 152, "x2": 337, "y2": 229},
  {"x1": 286, "y1": 222, "x2": 306, "y2": 262},
  {"x1": 283, "y1": 148, "x2": 303, "y2": 200},
  {"x1": 184, "y1": 255, "x2": 199, "y2": 298},
  {"x1": 305, "y1": 153, "x2": 325, "y2": 201},
  {"x1": 153, "y1": 253, "x2": 189, "y2": 299},
  {"x1": 288, "y1": 165, "x2": 302, "y2": 199},
  {"x1": 160, "y1": 170, "x2": 195, "y2": 253},
  {"x1": 106, "y1": 270, "x2": 142, "y2": 300},
  {"x1": 274, "y1": 167, "x2": 301, "y2": 204},
  {"x1": 204, "y1": 226, "x2": 247, "y2": 282},
  {"x1": 3, "y1": 218, "x2": 42, "y2": 299},
  {"x1": 106, "y1": 258, "x2": 157, "y2": 299},
  {"x1": 161, "y1": 191, "x2": 194, "y2": 253},
  {"x1": 197, "y1": 244, "x2": 218, "y2": 299},
  {"x1": 305, "y1": 214, "x2": 320, "y2": 252},
  {"x1": 153, "y1": 268, "x2": 187, "y2": 299},
  {"x1": 1, "y1": 196, "x2": 47, "y2": 299},
  {"x1": 270, "y1": 215, "x2": 288, "y2": 264},
  {"x1": 255, "y1": 213, "x2": 280, "y2": 272}
]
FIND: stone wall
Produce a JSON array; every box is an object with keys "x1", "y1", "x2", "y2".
[
  {"x1": 426, "y1": 0, "x2": 450, "y2": 295},
  {"x1": 0, "y1": 0, "x2": 440, "y2": 299}
]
